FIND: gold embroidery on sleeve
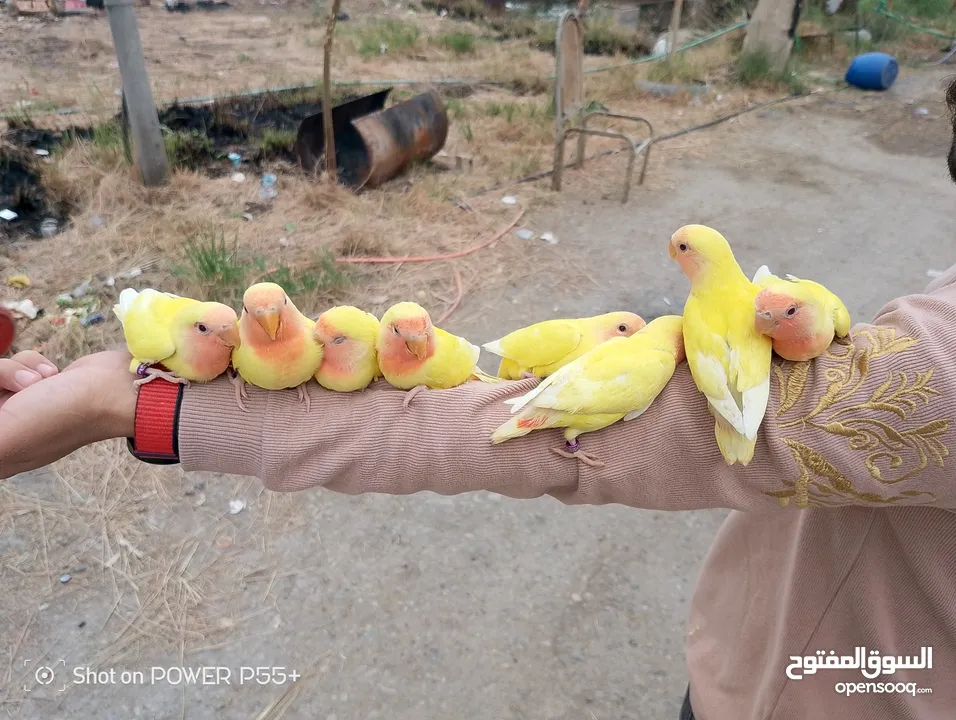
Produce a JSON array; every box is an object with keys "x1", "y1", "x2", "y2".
[{"x1": 765, "y1": 328, "x2": 946, "y2": 508}]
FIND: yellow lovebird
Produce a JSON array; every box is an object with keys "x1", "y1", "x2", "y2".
[
  {"x1": 376, "y1": 301, "x2": 481, "y2": 406},
  {"x1": 751, "y1": 265, "x2": 852, "y2": 362},
  {"x1": 492, "y1": 315, "x2": 685, "y2": 467},
  {"x1": 313, "y1": 305, "x2": 382, "y2": 392},
  {"x1": 670, "y1": 225, "x2": 772, "y2": 466},
  {"x1": 112, "y1": 288, "x2": 239, "y2": 385},
  {"x1": 482, "y1": 312, "x2": 646, "y2": 380},
  {"x1": 231, "y1": 282, "x2": 323, "y2": 411}
]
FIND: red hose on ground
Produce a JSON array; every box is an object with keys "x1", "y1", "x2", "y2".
[{"x1": 0, "y1": 307, "x2": 16, "y2": 356}]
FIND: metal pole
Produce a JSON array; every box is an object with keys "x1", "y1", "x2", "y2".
[
  {"x1": 104, "y1": 0, "x2": 169, "y2": 186},
  {"x1": 323, "y1": 0, "x2": 343, "y2": 178}
]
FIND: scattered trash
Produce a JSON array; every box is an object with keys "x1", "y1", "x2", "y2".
[
  {"x1": 56, "y1": 294, "x2": 74, "y2": 306},
  {"x1": 540, "y1": 232, "x2": 558, "y2": 245},
  {"x1": 33, "y1": 149, "x2": 50, "y2": 157},
  {"x1": 80, "y1": 313, "x2": 105, "y2": 327},
  {"x1": 7, "y1": 275, "x2": 31, "y2": 289},
  {"x1": 926, "y1": 269, "x2": 944, "y2": 278},
  {"x1": 231, "y1": 172, "x2": 246, "y2": 183},
  {"x1": 242, "y1": 213, "x2": 254, "y2": 221},
  {"x1": 283, "y1": 222, "x2": 296, "y2": 232},
  {"x1": 0, "y1": 209, "x2": 18, "y2": 221},
  {"x1": 40, "y1": 218, "x2": 58, "y2": 237},
  {"x1": 59, "y1": 574, "x2": 72, "y2": 584},
  {"x1": 119, "y1": 267, "x2": 142, "y2": 280},
  {"x1": 227, "y1": 151, "x2": 242, "y2": 168},
  {"x1": 228, "y1": 499, "x2": 246, "y2": 515},
  {"x1": 72, "y1": 280, "x2": 91, "y2": 299},
  {"x1": 215, "y1": 535, "x2": 233, "y2": 549},
  {"x1": 0, "y1": 308, "x2": 14, "y2": 355},
  {"x1": 845, "y1": 52, "x2": 898, "y2": 91},
  {"x1": 501, "y1": 196, "x2": 518, "y2": 205},
  {"x1": 89, "y1": 215, "x2": 104, "y2": 228},
  {"x1": 279, "y1": 236, "x2": 290, "y2": 248},
  {"x1": 2, "y1": 299, "x2": 39, "y2": 320},
  {"x1": 915, "y1": 107, "x2": 929, "y2": 116},
  {"x1": 514, "y1": 229, "x2": 535, "y2": 240},
  {"x1": 258, "y1": 173, "x2": 278, "y2": 201},
  {"x1": 192, "y1": 492, "x2": 206, "y2": 508},
  {"x1": 452, "y1": 198, "x2": 472, "y2": 211}
]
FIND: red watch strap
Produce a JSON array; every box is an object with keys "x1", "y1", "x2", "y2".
[{"x1": 128, "y1": 377, "x2": 183, "y2": 464}]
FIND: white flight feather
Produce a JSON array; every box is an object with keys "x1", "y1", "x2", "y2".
[
  {"x1": 696, "y1": 350, "x2": 748, "y2": 436},
  {"x1": 482, "y1": 339, "x2": 506, "y2": 357},
  {"x1": 751, "y1": 265, "x2": 773, "y2": 284}
]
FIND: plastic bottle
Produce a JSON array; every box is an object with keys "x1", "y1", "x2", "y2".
[{"x1": 258, "y1": 173, "x2": 278, "y2": 202}]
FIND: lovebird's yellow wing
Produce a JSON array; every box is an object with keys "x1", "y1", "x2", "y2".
[
  {"x1": 683, "y1": 286, "x2": 772, "y2": 440},
  {"x1": 416, "y1": 328, "x2": 480, "y2": 388},
  {"x1": 493, "y1": 316, "x2": 684, "y2": 445},
  {"x1": 113, "y1": 288, "x2": 197, "y2": 372},
  {"x1": 483, "y1": 320, "x2": 583, "y2": 379}
]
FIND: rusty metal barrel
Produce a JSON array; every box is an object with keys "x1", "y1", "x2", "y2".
[{"x1": 347, "y1": 90, "x2": 449, "y2": 190}]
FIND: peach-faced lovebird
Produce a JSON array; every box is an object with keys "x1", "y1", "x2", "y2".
[
  {"x1": 313, "y1": 305, "x2": 382, "y2": 392},
  {"x1": 670, "y1": 225, "x2": 772, "y2": 466},
  {"x1": 112, "y1": 288, "x2": 239, "y2": 385},
  {"x1": 751, "y1": 265, "x2": 851, "y2": 362},
  {"x1": 482, "y1": 311, "x2": 646, "y2": 380},
  {"x1": 230, "y1": 282, "x2": 323, "y2": 411},
  {"x1": 492, "y1": 315, "x2": 685, "y2": 467},
  {"x1": 376, "y1": 301, "x2": 480, "y2": 407}
]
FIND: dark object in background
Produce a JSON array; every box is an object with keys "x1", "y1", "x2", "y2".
[
  {"x1": 296, "y1": 89, "x2": 449, "y2": 190},
  {"x1": 0, "y1": 307, "x2": 15, "y2": 357},
  {"x1": 164, "y1": 0, "x2": 231, "y2": 12},
  {"x1": 335, "y1": 10, "x2": 349, "y2": 20}
]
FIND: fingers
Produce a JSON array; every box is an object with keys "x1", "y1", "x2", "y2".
[{"x1": 0, "y1": 351, "x2": 59, "y2": 393}]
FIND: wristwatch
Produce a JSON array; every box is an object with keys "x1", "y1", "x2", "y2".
[{"x1": 127, "y1": 376, "x2": 183, "y2": 464}]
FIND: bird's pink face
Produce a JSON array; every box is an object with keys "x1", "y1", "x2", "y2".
[
  {"x1": 242, "y1": 286, "x2": 288, "y2": 340},
  {"x1": 178, "y1": 304, "x2": 240, "y2": 376},
  {"x1": 602, "y1": 312, "x2": 646, "y2": 340},
  {"x1": 314, "y1": 317, "x2": 368, "y2": 366},
  {"x1": 754, "y1": 291, "x2": 806, "y2": 338},
  {"x1": 668, "y1": 232, "x2": 702, "y2": 282},
  {"x1": 385, "y1": 315, "x2": 433, "y2": 361}
]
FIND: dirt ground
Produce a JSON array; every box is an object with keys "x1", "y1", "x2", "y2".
[{"x1": 3, "y1": 44, "x2": 956, "y2": 720}]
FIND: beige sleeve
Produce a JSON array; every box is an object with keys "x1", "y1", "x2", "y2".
[{"x1": 178, "y1": 271, "x2": 956, "y2": 512}]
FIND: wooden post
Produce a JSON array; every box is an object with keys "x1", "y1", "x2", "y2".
[
  {"x1": 103, "y1": 0, "x2": 169, "y2": 186},
  {"x1": 742, "y1": 0, "x2": 799, "y2": 72},
  {"x1": 322, "y1": 0, "x2": 343, "y2": 178},
  {"x1": 668, "y1": 0, "x2": 685, "y2": 55}
]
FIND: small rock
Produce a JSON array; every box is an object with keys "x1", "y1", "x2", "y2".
[
  {"x1": 228, "y1": 499, "x2": 246, "y2": 515},
  {"x1": 38, "y1": 603, "x2": 49, "y2": 611},
  {"x1": 40, "y1": 218, "x2": 58, "y2": 238},
  {"x1": 570, "y1": 593, "x2": 582, "y2": 603},
  {"x1": 7, "y1": 274, "x2": 31, "y2": 289},
  {"x1": 540, "y1": 232, "x2": 557, "y2": 245},
  {"x1": 515, "y1": 229, "x2": 535, "y2": 241},
  {"x1": 231, "y1": 172, "x2": 246, "y2": 183},
  {"x1": 501, "y1": 196, "x2": 518, "y2": 205},
  {"x1": 59, "y1": 574, "x2": 72, "y2": 584},
  {"x1": 415, "y1": 290, "x2": 427, "y2": 299},
  {"x1": 817, "y1": 228, "x2": 823, "y2": 234},
  {"x1": 242, "y1": 213, "x2": 254, "y2": 221},
  {"x1": 0, "y1": 209, "x2": 18, "y2": 221},
  {"x1": 279, "y1": 236, "x2": 290, "y2": 248},
  {"x1": 926, "y1": 269, "x2": 944, "y2": 278}
]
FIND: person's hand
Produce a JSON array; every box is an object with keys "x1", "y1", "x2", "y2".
[{"x1": 0, "y1": 350, "x2": 137, "y2": 480}]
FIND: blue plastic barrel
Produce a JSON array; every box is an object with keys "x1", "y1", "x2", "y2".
[{"x1": 845, "y1": 52, "x2": 899, "y2": 91}]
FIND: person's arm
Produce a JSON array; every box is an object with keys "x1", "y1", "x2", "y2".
[{"x1": 174, "y1": 270, "x2": 956, "y2": 512}]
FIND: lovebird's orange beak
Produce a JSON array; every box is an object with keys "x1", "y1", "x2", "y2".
[
  {"x1": 218, "y1": 324, "x2": 241, "y2": 349},
  {"x1": 256, "y1": 309, "x2": 280, "y2": 340},
  {"x1": 405, "y1": 336, "x2": 428, "y2": 360}
]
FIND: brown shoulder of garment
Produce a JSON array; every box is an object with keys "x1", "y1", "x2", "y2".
[{"x1": 179, "y1": 265, "x2": 956, "y2": 720}]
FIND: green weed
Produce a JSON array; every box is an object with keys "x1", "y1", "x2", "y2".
[
  {"x1": 175, "y1": 227, "x2": 248, "y2": 305},
  {"x1": 356, "y1": 19, "x2": 421, "y2": 59},
  {"x1": 435, "y1": 31, "x2": 476, "y2": 54},
  {"x1": 255, "y1": 127, "x2": 298, "y2": 154}
]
